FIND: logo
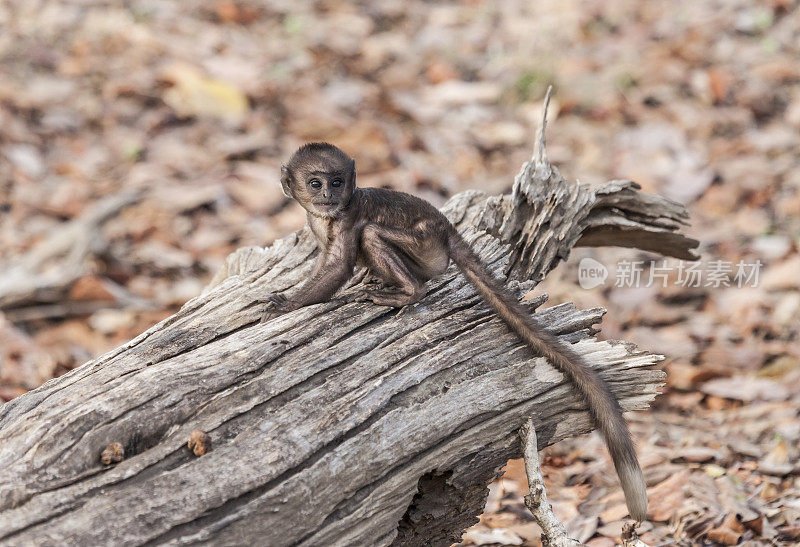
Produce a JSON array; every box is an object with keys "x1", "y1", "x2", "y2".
[{"x1": 578, "y1": 257, "x2": 608, "y2": 289}]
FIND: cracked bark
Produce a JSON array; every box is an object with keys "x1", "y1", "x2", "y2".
[{"x1": 0, "y1": 104, "x2": 697, "y2": 546}]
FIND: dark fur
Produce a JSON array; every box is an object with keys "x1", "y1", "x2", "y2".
[{"x1": 265, "y1": 143, "x2": 648, "y2": 521}]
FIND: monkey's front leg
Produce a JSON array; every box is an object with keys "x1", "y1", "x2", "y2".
[
  {"x1": 257, "y1": 293, "x2": 300, "y2": 323},
  {"x1": 258, "y1": 248, "x2": 328, "y2": 322},
  {"x1": 259, "y1": 236, "x2": 357, "y2": 323}
]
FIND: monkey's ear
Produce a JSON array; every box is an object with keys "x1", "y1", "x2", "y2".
[
  {"x1": 280, "y1": 165, "x2": 293, "y2": 198},
  {"x1": 348, "y1": 158, "x2": 356, "y2": 187}
]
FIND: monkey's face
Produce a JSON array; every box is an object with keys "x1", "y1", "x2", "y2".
[{"x1": 288, "y1": 161, "x2": 355, "y2": 219}]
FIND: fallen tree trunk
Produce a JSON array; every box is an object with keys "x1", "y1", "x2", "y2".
[{"x1": 0, "y1": 107, "x2": 697, "y2": 546}]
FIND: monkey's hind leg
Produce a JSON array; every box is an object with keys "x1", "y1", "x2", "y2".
[{"x1": 358, "y1": 224, "x2": 430, "y2": 307}]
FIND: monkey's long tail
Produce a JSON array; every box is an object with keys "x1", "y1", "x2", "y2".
[{"x1": 448, "y1": 232, "x2": 648, "y2": 521}]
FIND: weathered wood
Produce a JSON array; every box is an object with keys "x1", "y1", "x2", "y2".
[{"x1": 0, "y1": 109, "x2": 697, "y2": 545}]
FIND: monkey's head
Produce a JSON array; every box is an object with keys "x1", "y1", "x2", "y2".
[{"x1": 281, "y1": 143, "x2": 356, "y2": 219}]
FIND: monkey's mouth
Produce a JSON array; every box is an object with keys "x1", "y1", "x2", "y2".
[{"x1": 314, "y1": 202, "x2": 338, "y2": 208}]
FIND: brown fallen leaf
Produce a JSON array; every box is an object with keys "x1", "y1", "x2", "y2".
[
  {"x1": 0, "y1": 385, "x2": 28, "y2": 402},
  {"x1": 0, "y1": 314, "x2": 57, "y2": 389},
  {"x1": 215, "y1": 1, "x2": 259, "y2": 24},
  {"x1": 505, "y1": 522, "x2": 541, "y2": 544},
  {"x1": 425, "y1": 61, "x2": 458, "y2": 84},
  {"x1": 646, "y1": 469, "x2": 691, "y2": 522},
  {"x1": 671, "y1": 446, "x2": 720, "y2": 464},
  {"x1": 565, "y1": 514, "x2": 598, "y2": 544},
  {"x1": 742, "y1": 514, "x2": 764, "y2": 535},
  {"x1": 666, "y1": 391, "x2": 704, "y2": 410},
  {"x1": 666, "y1": 361, "x2": 729, "y2": 390},
  {"x1": 599, "y1": 502, "x2": 629, "y2": 524},
  {"x1": 764, "y1": 439, "x2": 789, "y2": 465},
  {"x1": 597, "y1": 519, "x2": 625, "y2": 538},
  {"x1": 758, "y1": 461, "x2": 794, "y2": 476},
  {"x1": 708, "y1": 68, "x2": 732, "y2": 104},
  {"x1": 727, "y1": 439, "x2": 764, "y2": 459},
  {"x1": 758, "y1": 355, "x2": 800, "y2": 379},
  {"x1": 778, "y1": 525, "x2": 800, "y2": 541},
  {"x1": 701, "y1": 376, "x2": 789, "y2": 402},
  {"x1": 761, "y1": 256, "x2": 800, "y2": 290},
  {"x1": 706, "y1": 512, "x2": 744, "y2": 545},
  {"x1": 704, "y1": 395, "x2": 730, "y2": 410},
  {"x1": 68, "y1": 275, "x2": 116, "y2": 302},
  {"x1": 481, "y1": 512, "x2": 517, "y2": 529},
  {"x1": 715, "y1": 475, "x2": 760, "y2": 522}
]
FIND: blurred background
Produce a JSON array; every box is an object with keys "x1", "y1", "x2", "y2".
[{"x1": 1, "y1": 0, "x2": 798, "y2": 545}]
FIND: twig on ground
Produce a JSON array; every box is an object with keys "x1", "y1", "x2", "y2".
[
  {"x1": 520, "y1": 417, "x2": 583, "y2": 547},
  {"x1": 519, "y1": 418, "x2": 652, "y2": 546},
  {"x1": 0, "y1": 191, "x2": 142, "y2": 310}
]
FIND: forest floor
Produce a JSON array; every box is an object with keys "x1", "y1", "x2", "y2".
[{"x1": 1, "y1": 1, "x2": 798, "y2": 545}]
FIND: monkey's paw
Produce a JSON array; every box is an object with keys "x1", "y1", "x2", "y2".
[
  {"x1": 258, "y1": 294, "x2": 296, "y2": 323},
  {"x1": 352, "y1": 289, "x2": 386, "y2": 303}
]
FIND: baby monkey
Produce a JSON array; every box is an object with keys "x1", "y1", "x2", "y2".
[{"x1": 262, "y1": 142, "x2": 647, "y2": 521}]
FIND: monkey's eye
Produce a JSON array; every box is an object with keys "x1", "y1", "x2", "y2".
[
  {"x1": 331, "y1": 179, "x2": 342, "y2": 188},
  {"x1": 309, "y1": 179, "x2": 322, "y2": 189}
]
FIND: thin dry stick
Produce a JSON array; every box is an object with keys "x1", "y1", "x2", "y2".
[
  {"x1": 520, "y1": 417, "x2": 583, "y2": 547},
  {"x1": 0, "y1": 191, "x2": 142, "y2": 309},
  {"x1": 520, "y1": 418, "x2": 652, "y2": 547}
]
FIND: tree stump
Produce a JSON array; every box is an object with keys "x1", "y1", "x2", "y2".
[{"x1": 0, "y1": 111, "x2": 697, "y2": 546}]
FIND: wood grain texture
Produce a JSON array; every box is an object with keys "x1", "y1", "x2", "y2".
[{"x1": 0, "y1": 130, "x2": 697, "y2": 545}]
